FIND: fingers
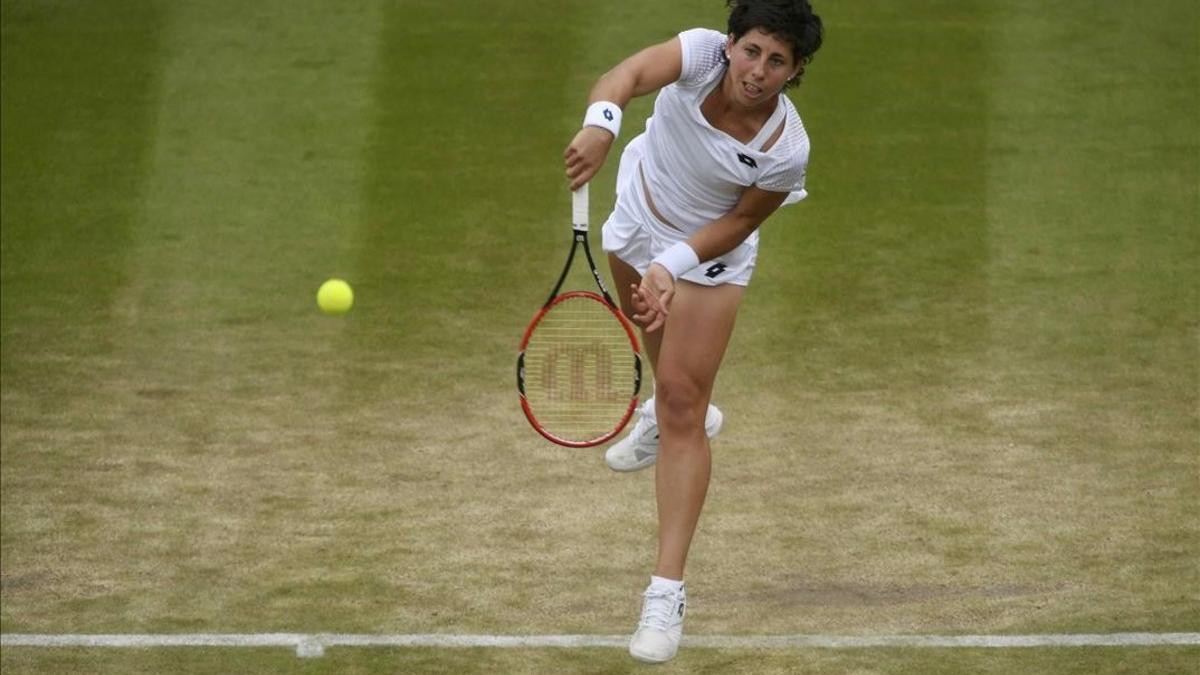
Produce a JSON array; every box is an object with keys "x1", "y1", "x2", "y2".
[
  {"x1": 563, "y1": 127, "x2": 613, "y2": 191},
  {"x1": 630, "y1": 279, "x2": 674, "y2": 333},
  {"x1": 642, "y1": 287, "x2": 673, "y2": 332},
  {"x1": 630, "y1": 285, "x2": 661, "y2": 329},
  {"x1": 639, "y1": 308, "x2": 666, "y2": 332},
  {"x1": 567, "y1": 167, "x2": 596, "y2": 192},
  {"x1": 631, "y1": 306, "x2": 663, "y2": 331},
  {"x1": 629, "y1": 283, "x2": 650, "y2": 313},
  {"x1": 629, "y1": 284, "x2": 651, "y2": 321},
  {"x1": 563, "y1": 148, "x2": 594, "y2": 190}
]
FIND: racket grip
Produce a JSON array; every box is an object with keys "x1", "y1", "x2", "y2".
[{"x1": 572, "y1": 184, "x2": 589, "y2": 231}]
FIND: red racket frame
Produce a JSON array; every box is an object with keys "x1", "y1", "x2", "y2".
[{"x1": 517, "y1": 289, "x2": 641, "y2": 447}]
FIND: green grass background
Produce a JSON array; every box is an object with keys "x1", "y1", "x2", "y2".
[{"x1": 2, "y1": 0, "x2": 1197, "y2": 672}]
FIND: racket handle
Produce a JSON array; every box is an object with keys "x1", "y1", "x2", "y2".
[{"x1": 572, "y1": 184, "x2": 589, "y2": 231}]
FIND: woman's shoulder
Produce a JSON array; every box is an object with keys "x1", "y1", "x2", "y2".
[
  {"x1": 677, "y1": 28, "x2": 727, "y2": 88},
  {"x1": 772, "y1": 98, "x2": 810, "y2": 157},
  {"x1": 678, "y1": 27, "x2": 726, "y2": 48},
  {"x1": 753, "y1": 99, "x2": 810, "y2": 186}
]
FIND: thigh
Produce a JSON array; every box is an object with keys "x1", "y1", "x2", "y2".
[
  {"x1": 607, "y1": 252, "x2": 642, "y2": 320},
  {"x1": 656, "y1": 281, "x2": 746, "y2": 397}
]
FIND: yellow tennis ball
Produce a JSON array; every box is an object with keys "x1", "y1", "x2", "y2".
[{"x1": 317, "y1": 279, "x2": 353, "y2": 315}]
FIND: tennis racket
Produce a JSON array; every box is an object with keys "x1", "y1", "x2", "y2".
[{"x1": 517, "y1": 184, "x2": 642, "y2": 447}]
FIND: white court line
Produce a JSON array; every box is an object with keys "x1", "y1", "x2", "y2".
[{"x1": 3, "y1": 633, "x2": 1198, "y2": 658}]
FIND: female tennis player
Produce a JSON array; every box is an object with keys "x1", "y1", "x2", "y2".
[{"x1": 563, "y1": 0, "x2": 822, "y2": 663}]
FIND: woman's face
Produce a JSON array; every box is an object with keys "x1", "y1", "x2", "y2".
[{"x1": 725, "y1": 29, "x2": 802, "y2": 107}]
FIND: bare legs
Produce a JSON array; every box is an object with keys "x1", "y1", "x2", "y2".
[{"x1": 608, "y1": 254, "x2": 744, "y2": 580}]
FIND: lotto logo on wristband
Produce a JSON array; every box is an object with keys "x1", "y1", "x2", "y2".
[{"x1": 584, "y1": 100, "x2": 622, "y2": 138}]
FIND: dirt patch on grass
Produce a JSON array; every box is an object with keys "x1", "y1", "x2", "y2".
[{"x1": 746, "y1": 581, "x2": 1071, "y2": 608}]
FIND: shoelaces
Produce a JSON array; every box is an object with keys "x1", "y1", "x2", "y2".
[{"x1": 638, "y1": 588, "x2": 682, "y2": 631}]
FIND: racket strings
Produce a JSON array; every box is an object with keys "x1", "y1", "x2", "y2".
[{"x1": 523, "y1": 295, "x2": 638, "y2": 442}]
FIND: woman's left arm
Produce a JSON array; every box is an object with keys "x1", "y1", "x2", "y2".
[
  {"x1": 685, "y1": 186, "x2": 789, "y2": 262},
  {"x1": 633, "y1": 186, "x2": 790, "y2": 331}
]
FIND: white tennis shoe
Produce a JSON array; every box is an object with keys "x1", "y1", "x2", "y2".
[
  {"x1": 629, "y1": 583, "x2": 687, "y2": 663},
  {"x1": 605, "y1": 398, "x2": 723, "y2": 472}
]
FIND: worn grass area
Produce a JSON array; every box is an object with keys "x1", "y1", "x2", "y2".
[
  {"x1": 3, "y1": 646, "x2": 1200, "y2": 675},
  {"x1": 2, "y1": 0, "x2": 1197, "y2": 672}
]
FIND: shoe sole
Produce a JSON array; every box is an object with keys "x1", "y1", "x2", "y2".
[
  {"x1": 630, "y1": 648, "x2": 675, "y2": 663},
  {"x1": 608, "y1": 460, "x2": 655, "y2": 473}
]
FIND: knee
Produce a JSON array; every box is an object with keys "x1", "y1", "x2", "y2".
[{"x1": 654, "y1": 373, "x2": 707, "y2": 432}]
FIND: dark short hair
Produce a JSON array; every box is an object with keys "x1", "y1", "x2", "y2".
[{"x1": 726, "y1": 0, "x2": 823, "y2": 86}]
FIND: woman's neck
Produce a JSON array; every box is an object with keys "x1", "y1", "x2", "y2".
[{"x1": 701, "y1": 74, "x2": 778, "y2": 144}]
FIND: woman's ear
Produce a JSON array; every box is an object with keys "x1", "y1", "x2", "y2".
[{"x1": 792, "y1": 57, "x2": 810, "y2": 82}]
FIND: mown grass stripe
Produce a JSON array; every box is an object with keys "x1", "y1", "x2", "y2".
[{"x1": 3, "y1": 632, "x2": 1197, "y2": 659}]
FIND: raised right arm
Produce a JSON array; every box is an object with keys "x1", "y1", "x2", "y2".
[
  {"x1": 564, "y1": 37, "x2": 684, "y2": 190},
  {"x1": 587, "y1": 36, "x2": 684, "y2": 107}
]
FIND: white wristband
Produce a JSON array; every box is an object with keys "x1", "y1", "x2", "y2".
[
  {"x1": 583, "y1": 100, "x2": 622, "y2": 138},
  {"x1": 651, "y1": 242, "x2": 700, "y2": 280}
]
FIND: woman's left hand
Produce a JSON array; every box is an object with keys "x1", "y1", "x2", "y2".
[{"x1": 632, "y1": 264, "x2": 675, "y2": 332}]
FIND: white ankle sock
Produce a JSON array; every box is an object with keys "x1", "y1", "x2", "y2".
[{"x1": 650, "y1": 575, "x2": 684, "y2": 593}]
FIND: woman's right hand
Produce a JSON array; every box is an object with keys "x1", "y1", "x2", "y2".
[{"x1": 564, "y1": 126, "x2": 614, "y2": 191}]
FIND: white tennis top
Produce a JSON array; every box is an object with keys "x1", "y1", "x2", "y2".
[{"x1": 639, "y1": 28, "x2": 810, "y2": 236}]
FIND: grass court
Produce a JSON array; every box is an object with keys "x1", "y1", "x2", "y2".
[{"x1": 1, "y1": 1, "x2": 1197, "y2": 672}]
